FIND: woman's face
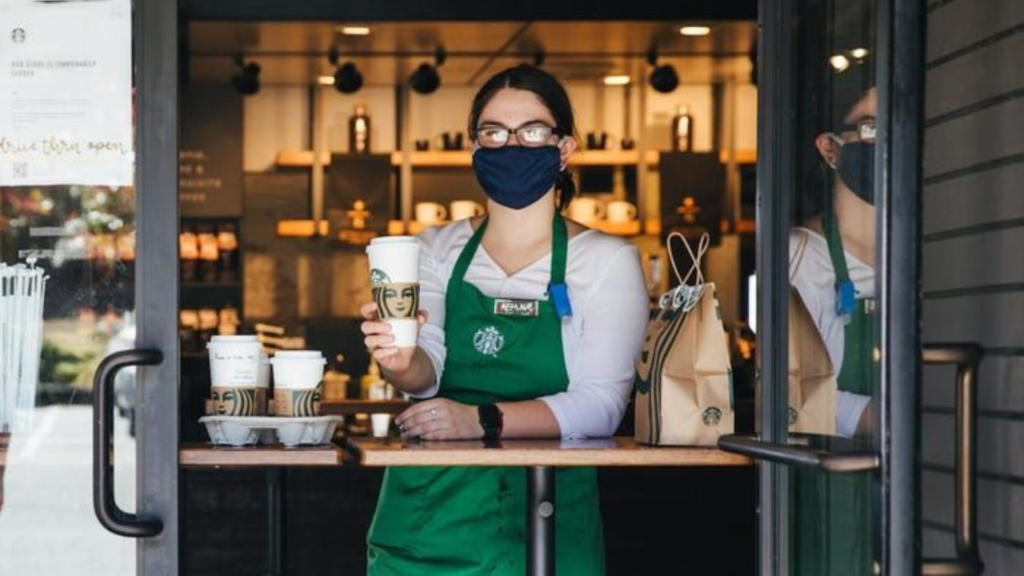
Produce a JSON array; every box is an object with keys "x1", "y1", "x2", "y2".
[{"x1": 476, "y1": 88, "x2": 577, "y2": 165}]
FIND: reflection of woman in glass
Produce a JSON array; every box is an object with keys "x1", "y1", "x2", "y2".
[
  {"x1": 373, "y1": 283, "x2": 418, "y2": 319},
  {"x1": 790, "y1": 87, "x2": 877, "y2": 576}
]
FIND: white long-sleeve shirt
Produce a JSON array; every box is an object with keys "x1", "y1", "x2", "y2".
[
  {"x1": 412, "y1": 219, "x2": 650, "y2": 439},
  {"x1": 789, "y1": 227, "x2": 875, "y2": 437}
]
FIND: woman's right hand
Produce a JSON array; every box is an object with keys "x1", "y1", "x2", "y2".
[{"x1": 359, "y1": 302, "x2": 425, "y2": 375}]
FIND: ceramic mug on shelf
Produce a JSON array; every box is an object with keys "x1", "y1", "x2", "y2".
[
  {"x1": 607, "y1": 201, "x2": 638, "y2": 223},
  {"x1": 415, "y1": 202, "x2": 447, "y2": 226},
  {"x1": 450, "y1": 200, "x2": 485, "y2": 221},
  {"x1": 568, "y1": 197, "x2": 606, "y2": 224}
]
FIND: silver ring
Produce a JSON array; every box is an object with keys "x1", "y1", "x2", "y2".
[{"x1": 429, "y1": 408, "x2": 438, "y2": 419}]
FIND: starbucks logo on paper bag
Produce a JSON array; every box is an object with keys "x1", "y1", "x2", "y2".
[
  {"x1": 702, "y1": 407, "x2": 723, "y2": 427},
  {"x1": 473, "y1": 326, "x2": 504, "y2": 358}
]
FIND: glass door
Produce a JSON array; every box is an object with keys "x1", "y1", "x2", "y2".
[
  {"x1": 720, "y1": 0, "x2": 924, "y2": 575},
  {"x1": 0, "y1": 0, "x2": 178, "y2": 574}
]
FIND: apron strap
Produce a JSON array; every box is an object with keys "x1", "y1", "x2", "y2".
[
  {"x1": 446, "y1": 214, "x2": 569, "y2": 292},
  {"x1": 822, "y1": 198, "x2": 855, "y2": 319}
]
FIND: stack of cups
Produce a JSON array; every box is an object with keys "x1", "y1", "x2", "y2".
[
  {"x1": 271, "y1": 351, "x2": 327, "y2": 417},
  {"x1": 208, "y1": 335, "x2": 270, "y2": 416},
  {"x1": 366, "y1": 236, "x2": 420, "y2": 348}
]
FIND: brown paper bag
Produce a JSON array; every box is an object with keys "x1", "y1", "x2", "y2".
[
  {"x1": 787, "y1": 289, "x2": 837, "y2": 434},
  {"x1": 635, "y1": 233, "x2": 734, "y2": 446}
]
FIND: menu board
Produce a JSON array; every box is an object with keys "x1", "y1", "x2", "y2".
[
  {"x1": 0, "y1": 0, "x2": 133, "y2": 186},
  {"x1": 180, "y1": 84, "x2": 243, "y2": 217}
]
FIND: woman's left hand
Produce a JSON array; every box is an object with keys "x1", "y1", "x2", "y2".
[{"x1": 395, "y1": 399, "x2": 484, "y2": 441}]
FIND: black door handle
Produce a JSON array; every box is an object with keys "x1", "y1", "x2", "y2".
[
  {"x1": 718, "y1": 434, "x2": 879, "y2": 473},
  {"x1": 93, "y1": 349, "x2": 164, "y2": 538}
]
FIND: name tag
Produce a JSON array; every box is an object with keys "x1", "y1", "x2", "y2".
[{"x1": 494, "y1": 299, "x2": 539, "y2": 317}]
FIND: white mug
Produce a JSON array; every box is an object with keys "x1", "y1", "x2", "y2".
[
  {"x1": 568, "y1": 198, "x2": 606, "y2": 224},
  {"x1": 607, "y1": 201, "x2": 638, "y2": 223},
  {"x1": 450, "y1": 200, "x2": 485, "y2": 221},
  {"x1": 415, "y1": 202, "x2": 447, "y2": 225}
]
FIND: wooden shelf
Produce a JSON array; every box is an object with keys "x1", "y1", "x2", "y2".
[
  {"x1": 276, "y1": 149, "x2": 757, "y2": 169},
  {"x1": 348, "y1": 436, "x2": 753, "y2": 468},
  {"x1": 179, "y1": 442, "x2": 347, "y2": 467}
]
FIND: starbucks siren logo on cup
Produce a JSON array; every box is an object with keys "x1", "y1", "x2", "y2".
[{"x1": 366, "y1": 236, "x2": 421, "y2": 348}]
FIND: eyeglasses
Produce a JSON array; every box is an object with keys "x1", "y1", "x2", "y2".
[
  {"x1": 838, "y1": 117, "x2": 877, "y2": 143},
  {"x1": 473, "y1": 123, "x2": 562, "y2": 148}
]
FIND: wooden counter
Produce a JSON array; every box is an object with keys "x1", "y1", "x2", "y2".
[
  {"x1": 348, "y1": 436, "x2": 752, "y2": 468},
  {"x1": 319, "y1": 399, "x2": 411, "y2": 416},
  {"x1": 179, "y1": 443, "x2": 347, "y2": 467}
]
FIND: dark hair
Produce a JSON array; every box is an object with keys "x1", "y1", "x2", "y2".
[{"x1": 468, "y1": 65, "x2": 578, "y2": 211}]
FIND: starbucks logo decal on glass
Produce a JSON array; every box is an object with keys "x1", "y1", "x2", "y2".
[
  {"x1": 788, "y1": 407, "x2": 798, "y2": 425},
  {"x1": 473, "y1": 326, "x2": 505, "y2": 358}
]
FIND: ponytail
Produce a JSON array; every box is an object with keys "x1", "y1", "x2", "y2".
[{"x1": 555, "y1": 169, "x2": 576, "y2": 212}]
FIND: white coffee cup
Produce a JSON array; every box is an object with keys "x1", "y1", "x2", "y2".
[
  {"x1": 450, "y1": 200, "x2": 485, "y2": 221},
  {"x1": 415, "y1": 202, "x2": 447, "y2": 226},
  {"x1": 568, "y1": 198, "x2": 606, "y2": 224},
  {"x1": 607, "y1": 201, "x2": 638, "y2": 223},
  {"x1": 366, "y1": 237, "x2": 421, "y2": 348},
  {"x1": 366, "y1": 236, "x2": 420, "y2": 285},
  {"x1": 208, "y1": 335, "x2": 264, "y2": 388},
  {"x1": 271, "y1": 350, "x2": 326, "y2": 389}
]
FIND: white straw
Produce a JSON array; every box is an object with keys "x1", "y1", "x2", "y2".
[{"x1": 0, "y1": 264, "x2": 47, "y2": 433}]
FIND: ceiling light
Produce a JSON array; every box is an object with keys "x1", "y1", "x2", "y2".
[
  {"x1": 317, "y1": 75, "x2": 335, "y2": 86},
  {"x1": 679, "y1": 26, "x2": 711, "y2": 37},
  {"x1": 334, "y1": 62, "x2": 364, "y2": 93},
  {"x1": 603, "y1": 75, "x2": 631, "y2": 86},
  {"x1": 409, "y1": 46, "x2": 447, "y2": 95},
  {"x1": 340, "y1": 26, "x2": 371, "y2": 36},
  {"x1": 231, "y1": 57, "x2": 261, "y2": 96},
  {"x1": 830, "y1": 54, "x2": 851, "y2": 72},
  {"x1": 850, "y1": 47, "x2": 869, "y2": 59},
  {"x1": 647, "y1": 48, "x2": 679, "y2": 93}
]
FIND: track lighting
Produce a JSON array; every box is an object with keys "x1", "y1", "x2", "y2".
[
  {"x1": 409, "y1": 46, "x2": 446, "y2": 95},
  {"x1": 646, "y1": 48, "x2": 679, "y2": 94},
  {"x1": 231, "y1": 57, "x2": 261, "y2": 96},
  {"x1": 328, "y1": 45, "x2": 363, "y2": 94}
]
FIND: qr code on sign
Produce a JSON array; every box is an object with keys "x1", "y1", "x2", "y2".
[{"x1": 13, "y1": 163, "x2": 27, "y2": 179}]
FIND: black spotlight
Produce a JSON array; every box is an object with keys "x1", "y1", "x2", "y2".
[
  {"x1": 231, "y1": 58, "x2": 261, "y2": 96},
  {"x1": 409, "y1": 46, "x2": 446, "y2": 95},
  {"x1": 334, "y1": 62, "x2": 364, "y2": 94},
  {"x1": 646, "y1": 48, "x2": 679, "y2": 93}
]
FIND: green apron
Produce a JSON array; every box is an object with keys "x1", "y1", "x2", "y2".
[
  {"x1": 367, "y1": 215, "x2": 605, "y2": 576},
  {"x1": 793, "y1": 207, "x2": 876, "y2": 575}
]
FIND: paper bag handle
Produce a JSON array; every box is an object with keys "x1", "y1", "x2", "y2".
[{"x1": 667, "y1": 232, "x2": 710, "y2": 286}]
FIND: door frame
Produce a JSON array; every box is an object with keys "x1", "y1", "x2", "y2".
[
  {"x1": 135, "y1": 0, "x2": 180, "y2": 573},
  {"x1": 752, "y1": 0, "x2": 925, "y2": 574}
]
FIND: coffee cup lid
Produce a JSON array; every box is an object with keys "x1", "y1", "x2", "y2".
[
  {"x1": 272, "y1": 350, "x2": 326, "y2": 364},
  {"x1": 207, "y1": 335, "x2": 260, "y2": 347},
  {"x1": 369, "y1": 236, "x2": 417, "y2": 246}
]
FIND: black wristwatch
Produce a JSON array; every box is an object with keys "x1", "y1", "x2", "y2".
[{"x1": 478, "y1": 404, "x2": 503, "y2": 441}]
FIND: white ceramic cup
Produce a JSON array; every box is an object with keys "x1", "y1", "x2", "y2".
[
  {"x1": 270, "y1": 351, "x2": 327, "y2": 389},
  {"x1": 568, "y1": 198, "x2": 606, "y2": 224},
  {"x1": 450, "y1": 200, "x2": 485, "y2": 221},
  {"x1": 208, "y1": 335, "x2": 264, "y2": 388},
  {"x1": 415, "y1": 202, "x2": 447, "y2": 225},
  {"x1": 607, "y1": 200, "x2": 638, "y2": 223}
]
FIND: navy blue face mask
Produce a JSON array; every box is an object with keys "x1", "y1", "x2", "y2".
[
  {"x1": 833, "y1": 140, "x2": 875, "y2": 205},
  {"x1": 472, "y1": 145, "x2": 563, "y2": 210}
]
